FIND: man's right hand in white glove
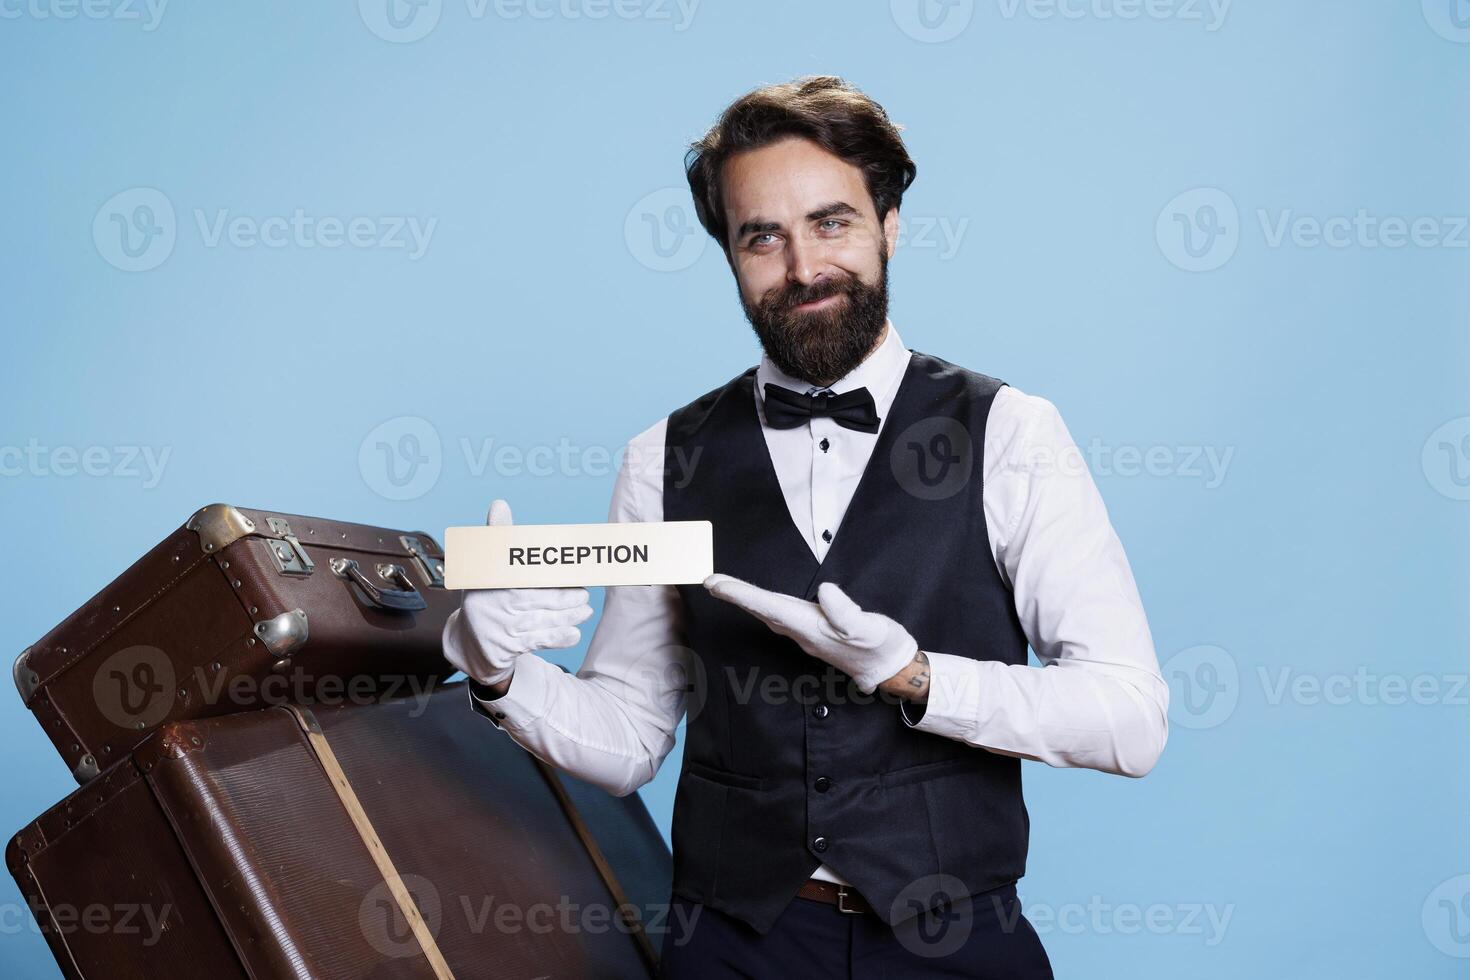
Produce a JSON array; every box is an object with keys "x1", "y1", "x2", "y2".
[{"x1": 441, "y1": 499, "x2": 594, "y2": 697}]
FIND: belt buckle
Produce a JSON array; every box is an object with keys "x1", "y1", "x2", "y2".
[{"x1": 835, "y1": 885, "x2": 861, "y2": 915}]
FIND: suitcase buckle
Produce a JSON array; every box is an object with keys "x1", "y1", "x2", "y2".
[
  {"x1": 400, "y1": 535, "x2": 445, "y2": 588},
  {"x1": 266, "y1": 518, "x2": 316, "y2": 575}
]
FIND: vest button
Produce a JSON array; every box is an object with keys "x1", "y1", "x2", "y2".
[
  {"x1": 812, "y1": 836, "x2": 828, "y2": 853},
  {"x1": 812, "y1": 704, "x2": 829, "y2": 719},
  {"x1": 814, "y1": 776, "x2": 831, "y2": 793}
]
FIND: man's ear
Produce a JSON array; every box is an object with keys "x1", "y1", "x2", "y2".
[{"x1": 881, "y1": 207, "x2": 901, "y2": 259}]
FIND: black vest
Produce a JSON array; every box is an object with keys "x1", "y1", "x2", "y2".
[{"x1": 662, "y1": 350, "x2": 1031, "y2": 935}]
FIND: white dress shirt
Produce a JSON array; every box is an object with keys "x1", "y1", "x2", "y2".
[{"x1": 472, "y1": 320, "x2": 1169, "y2": 888}]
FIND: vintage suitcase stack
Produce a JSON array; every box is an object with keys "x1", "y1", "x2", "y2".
[{"x1": 8, "y1": 504, "x2": 671, "y2": 979}]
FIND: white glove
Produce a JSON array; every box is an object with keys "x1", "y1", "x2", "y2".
[
  {"x1": 703, "y1": 573, "x2": 919, "y2": 694},
  {"x1": 442, "y1": 499, "x2": 594, "y2": 687}
]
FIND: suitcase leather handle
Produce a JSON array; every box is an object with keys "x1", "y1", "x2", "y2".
[{"x1": 330, "y1": 558, "x2": 428, "y2": 612}]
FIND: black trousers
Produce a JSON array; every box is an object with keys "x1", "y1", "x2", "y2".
[{"x1": 658, "y1": 883, "x2": 1053, "y2": 979}]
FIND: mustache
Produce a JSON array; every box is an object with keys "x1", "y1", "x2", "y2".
[{"x1": 766, "y1": 276, "x2": 854, "y2": 314}]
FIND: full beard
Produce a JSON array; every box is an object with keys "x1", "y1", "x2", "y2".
[{"x1": 741, "y1": 254, "x2": 890, "y2": 390}]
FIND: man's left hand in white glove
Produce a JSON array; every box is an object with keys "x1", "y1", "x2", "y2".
[{"x1": 703, "y1": 573, "x2": 924, "y2": 696}]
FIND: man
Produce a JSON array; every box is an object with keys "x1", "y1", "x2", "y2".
[{"x1": 443, "y1": 75, "x2": 1168, "y2": 978}]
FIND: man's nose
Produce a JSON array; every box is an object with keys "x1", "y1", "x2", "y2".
[{"x1": 784, "y1": 231, "x2": 827, "y2": 287}]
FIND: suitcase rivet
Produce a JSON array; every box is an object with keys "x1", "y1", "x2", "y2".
[
  {"x1": 190, "y1": 737, "x2": 202, "y2": 747},
  {"x1": 233, "y1": 580, "x2": 242, "y2": 588},
  {"x1": 135, "y1": 722, "x2": 145, "y2": 730},
  {"x1": 70, "y1": 744, "x2": 78, "y2": 751},
  {"x1": 112, "y1": 605, "x2": 121, "y2": 613},
  {"x1": 211, "y1": 662, "x2": 222, "y2": 671},
  {"x1": 247, "y1": 638, "x2": 257, "y2": 647},
  {"x1": 222, "y1": 561, "x2": 230, "y2": 569},
  {"x1": 250, "y1": 606, "x2": 258, "y2": 615}
]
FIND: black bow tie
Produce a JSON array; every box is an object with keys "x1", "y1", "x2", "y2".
[{"x1": 762, "y1": 383, "x2": 881, "y2": 434}]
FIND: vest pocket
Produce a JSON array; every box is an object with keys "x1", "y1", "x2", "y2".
[
  {"x1": 879, "y1": 756, "x2": 972, "y2": 790},
  {"x1": 684, "y1": 760, "x2": 769, "y2": 791}
]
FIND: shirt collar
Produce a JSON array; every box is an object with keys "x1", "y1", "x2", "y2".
[{"x1": 756, "y1": 318, "x2": 909, "y2": 404}]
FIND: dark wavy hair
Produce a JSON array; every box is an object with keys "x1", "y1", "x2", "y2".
[{"x1": 684, "y1": 76, "x2": 917, "y2": 256}]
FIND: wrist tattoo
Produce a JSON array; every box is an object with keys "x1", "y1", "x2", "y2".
[{"x1": 906, "y1": 650, "x2": 930, "y2": 690}]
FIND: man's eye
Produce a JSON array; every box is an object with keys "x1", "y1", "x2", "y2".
[
  {"x1": 750, "y1": 233, "x2": 777, "y2": 248},
  {"x1": 818, "y1": 219, "x2": 846, "y2": 232}
]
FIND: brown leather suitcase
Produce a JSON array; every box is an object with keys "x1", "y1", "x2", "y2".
[
  {"x1": 7, "y1": 682, "x2": 671, "y2": 979},
  {"x1": 13, "y1": 504, "x2": 459, "y2": 783}
]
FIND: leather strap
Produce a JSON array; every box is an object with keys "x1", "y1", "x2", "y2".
[
  {"x1": 532, "y1": 757, "x2": 661, "y2": 973},
  {"x1": 797, "y1": 878, "x2": 875, "y2": 915},
  {"x1": 286, "y1": 706, "x2": 457, "y2": 980}
]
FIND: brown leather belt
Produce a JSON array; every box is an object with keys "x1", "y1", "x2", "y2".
[{"x1": 796, "y1": 878, "x2": 874, "y2": 915}]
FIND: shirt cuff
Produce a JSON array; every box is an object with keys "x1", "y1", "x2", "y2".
[
  {"x1": 899, "y1": 650, "x2": 983, "y2": 743},
  {"x1": 468, "y1": 654, "x2": 559, "y2": 730}
]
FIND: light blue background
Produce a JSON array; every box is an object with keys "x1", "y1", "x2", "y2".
[{"x1": 2, "y1": 1, "x2": 1467, "y2": 976}]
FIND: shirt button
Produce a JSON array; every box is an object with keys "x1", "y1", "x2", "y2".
[
  {"x1": 819, "y1": 437, "x2": 830, "y2": 452},
  {"x1": 493, "y1": 712, "x2": 506, "y2": 720},
  {"x1": 812, "y1": 704, "x2": 829, "y2": 719},
  {"x1": 821, "y1": 529, "x2": 833, "y2": 543},
  {"x1": 814, "y1": 776, "x2": 831, "y2": 793},
  {"x1": 812, "y1": 836, "x2": 829, "y2": 853}
]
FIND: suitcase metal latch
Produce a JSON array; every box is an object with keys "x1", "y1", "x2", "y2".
[
  {"x1": 399, "y1": 535, "x2": 445, "y2": 588},
  {"x1": 266, "y1": 518, "x2": 316, "y2": 576}
]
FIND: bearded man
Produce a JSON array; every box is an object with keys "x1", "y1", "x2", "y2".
[{"x1": 443, "y1": 75, "x2": 1168, "y2": 979}]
